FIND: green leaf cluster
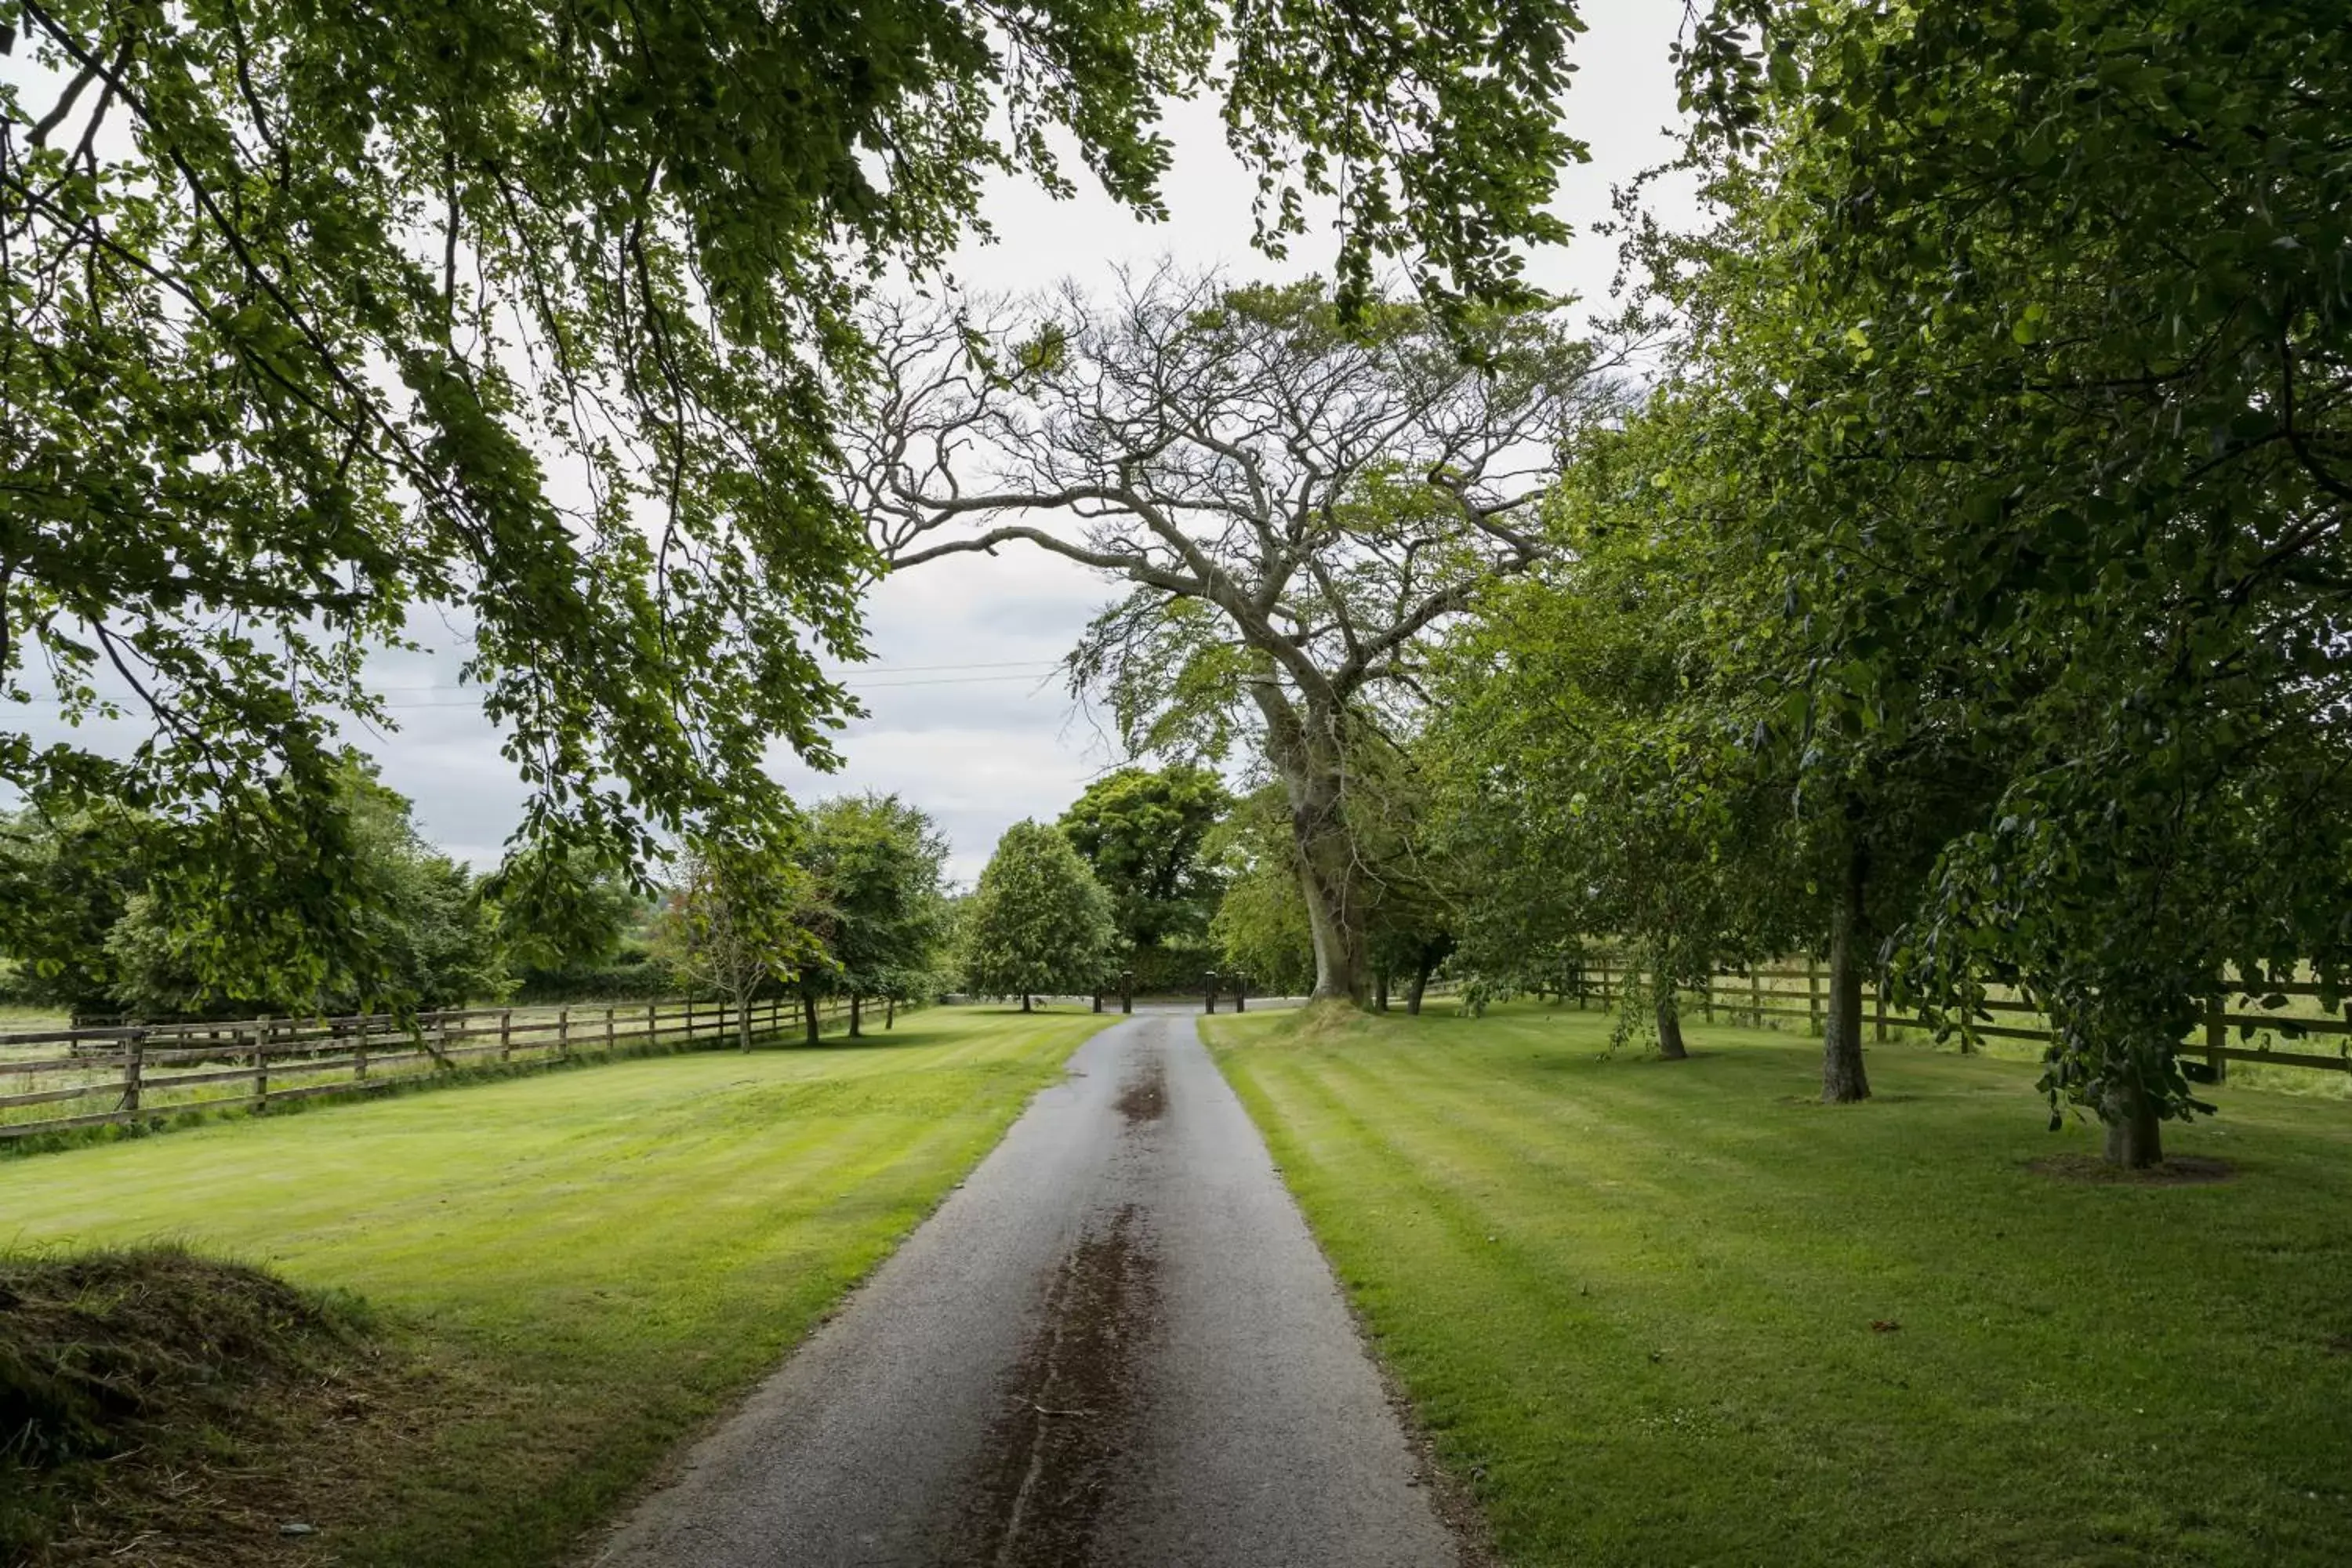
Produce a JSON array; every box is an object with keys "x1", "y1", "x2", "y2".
[
  {"x1": 1057, "y1": 765, "x2": 1229, "y2": 952},
  {"x1": 959, "y1": 820, "x2": 1118, "y2": 1000},
  {"x1": 2, "y1": 755, "x2": 507, "y2": 1018},
  {"x1": 794, "y1": 793, "x2": 953, "y2": 1005}
]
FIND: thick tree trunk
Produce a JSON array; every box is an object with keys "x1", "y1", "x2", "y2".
[
  {"x1": 1257, "y1": 691, "x2": 1368, "y2": 1004},
  {"x1": 2102, "y1": 1076, "x2": 2165, "y2": 1167},
  {"x1": 1406, "y1": 955, "x2": 1435, "y2": 1016},
  {"x1": 850, "y1": 994, "x2": 862, "y2": 1038},
  {"x1": 1293, "y1": 789, "x2": 1368, "y2": 1002},
  {"x1": 886, "y1": 996, "x2": 896, "y2": 1029},
  {"x1": 1021, "y1": 993, "x2": 1032, "y2": 1013},
  {"x1": 1822, "y1": 843, "x2": 1872, "y2": 1104},
  {"x1": 1375, "y1": 969, "x2": 1390, "y2": 1012},
  {"x1": 803, "y1": 993, "x2": 820, "y2": 1046},
  {"x1": 1296, "y1": 829, "x2": 1366, "y2": 1002},
  {"x1": 736, "y1": 993, "x2": 753, "y2": 1053},
  {"x1": 1656, "y1": 991, "x2": 1688, "y2": 1060}
]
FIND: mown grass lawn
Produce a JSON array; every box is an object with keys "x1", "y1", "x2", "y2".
[
  {"x1": 1207, "y1": 1003, "x2": 2352, "y2": 1568},
  {"x1": 0, "y1": 1005, "x2": 1107, "y2": 1567}
]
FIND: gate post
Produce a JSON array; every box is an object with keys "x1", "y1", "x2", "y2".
[{"x1": 124, "y1": 1029, "x2": 147, "y2": 1114}]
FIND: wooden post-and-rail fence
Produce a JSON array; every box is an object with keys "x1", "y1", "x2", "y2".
[
  {"x1": 1563, "y1": 956, "x2": 2352, "y2": 1085},
  {"x1": 0, "y1": 995, "x2": 877, "y2": 1142}
]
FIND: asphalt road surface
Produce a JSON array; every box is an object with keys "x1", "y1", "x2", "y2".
[{"x1": 590, "y1": 1008, "x2": 1466, "y2": 1568}]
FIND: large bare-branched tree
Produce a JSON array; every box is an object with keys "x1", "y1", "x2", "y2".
[{"x1": 849, "y1": 269, "x2": 1617, "y2": 1001}]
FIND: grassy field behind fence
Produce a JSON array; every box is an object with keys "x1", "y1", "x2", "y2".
[
  {"x1": 0, "y1": 1004, "x2": 1110, "y2": 1568},
  {"x1": 1209, "y1": 1003, "x2": 2352, "y2": 1567},
  {"x1": 1571, "y1": 956, "x2": 2352, "y2": 1098},
  {"x1": 0, "y1": 995, "x2": 882, "y2": 1140}
]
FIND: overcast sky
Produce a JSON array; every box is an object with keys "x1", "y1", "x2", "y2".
[{"x1": 20, "y1": 1, "x2": 1697, "y2": 886}]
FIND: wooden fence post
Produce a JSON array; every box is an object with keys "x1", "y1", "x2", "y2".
[
  {"x1": 1874, "y1": 982, "x2": 1888, "y2": 1044},
  {"x1": 606, "y1": 1006, "x2": 617, "y2": 1051},
  {"x1": 2205, "y1": 997, "x2": 2227, "y2": 1085},
  {"x1": 500, "y1": 1007, "x2": 514, "y2": 1062},
  {"x1": 252, "y1": 1019, "x2": 271, "y2": 1109},
  {"x1": 557, "y1": 1006, "x2": 572, "y2": 1060},
  {"x1": 1750, "y1": 969, "x2": 1762, "y2": 1029},
  {"x1": 123, "y1": 1029, "x2": 146, "y2": 1114},
  {"x1": 1702, "y1": 972, "x2": 1715, "y2": 1025},
  {"x1": 647, "y1": 1000, "x2": 659, "y2": 1046},
  {"x1": 1806, "y1": 957, "x2": 1823, "y2": 1035},
  {"x1": 354, "y1": 1022, "x2": 370, "y2": 1083},
  {"x1": 684, "y1": 997, "x2": 695, "y2": 1044}
]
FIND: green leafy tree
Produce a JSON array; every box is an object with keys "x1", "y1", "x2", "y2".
[
  {"x1": 960, "y1": 821, "x2": 1118, "y2": 1011},
  {"x1": 1342, "y1": 743, "x2": 1462, "y2": 1016},
  {"x1": 797, "y1": 794, "x2": 951, "y2": 1037},
  {"x1": 0, "y1": 803, "x2": 147, "y2": 1017},
  {"x1": 1658, "y1": 0, "x2": 2352, "y2": 1160},
  {"x1": 1058, "y1": 766, "x2": 1229, "y2": 954},
  {"x1": 1206, "y1": 787, "x2": 1319, "y2": 999},
  {"x1": 858, "y1": 271, "x2": 1615, "y2": 1002},
  {"x1": 1428, "y1": 413, "x2": 1842, "y2": 1068},
  {"x1": 651, "y1": 832, "x2": 819, "y2": 1051},
  {"x1": 103, "y1": 758, "x2": 507, "y2": 1018},
  {"x1": 494, "y1": 849, "x2": 644, "y2": 977}
]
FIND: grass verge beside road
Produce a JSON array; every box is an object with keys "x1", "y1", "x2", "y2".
[
  {"x1": 0, "y1": 1005, "x2": 1109, "y2": 1567},
  {"x1": 1207, "y1": 1002, "x2": 2352, "y2": 1567}
]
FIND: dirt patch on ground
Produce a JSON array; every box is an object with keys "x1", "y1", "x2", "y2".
[
  {"x1": 951, "y1": 1204, "x2": 1159, "y2": 1566},
  {"x1": 0, "y1": 1246, "x2": 430, "y2": 1567},
  {"x1": 2027, "y1": 1153, "x2": 2238, "y2": 1185},
  {"x1": 1113, "y1": 1055, "x2": 1167, "y2": 1124}
]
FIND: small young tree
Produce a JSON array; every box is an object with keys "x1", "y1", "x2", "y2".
[
  {"x1": 799, "y1": 795, "x2": 952, "y2": 1038},
  {"x1": 652, "y1": 834, "x2": 816, "y2": 1051},
  {"x1": 960, "y1": 822, "x2": 1119, "y2": 1011}
]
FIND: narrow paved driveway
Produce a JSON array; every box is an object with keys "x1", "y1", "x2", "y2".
[{"x1": 591, "y1": 1009, "x2": 1465, "y2": 1567}]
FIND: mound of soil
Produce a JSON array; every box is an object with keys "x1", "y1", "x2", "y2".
[
  {"x1": 1, "y1": 1247, "x2": 407, "y2": 1566},
  {"x1": 2027, "y1": 1153, "x2": 2237, "y2": 1186}
]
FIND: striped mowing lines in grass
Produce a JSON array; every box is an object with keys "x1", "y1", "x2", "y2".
[
  {"x1": 0, "y1": 1006, "x2": 1113, "y2": 1568},
  {"x1": 1207, "y1": 1002, "x2": 2352, "y2": 1568}
]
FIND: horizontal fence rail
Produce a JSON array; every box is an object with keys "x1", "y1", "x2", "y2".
[
  {"x1": 1559, "y1": 958, "x2": 2352, "y2": 1083},
  {"x1": 0, "y1": 994, "x2": 889, "y2": 1142}
]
